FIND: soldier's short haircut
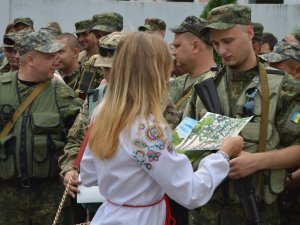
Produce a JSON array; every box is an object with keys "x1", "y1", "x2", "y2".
[
  {"x1": 262, "y1": 32, "x2": 278, "y2": 51},
  {"x1": 56, "y1": 33, "x2": 80, "y2": 49}
]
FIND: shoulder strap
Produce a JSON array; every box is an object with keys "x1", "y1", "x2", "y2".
[
  {"x1": 175, "y1": 87, "x2": 193, "y2": 109},
  {"x1": 0, "y1": 81, "x2": 50, "y2": 139},
  {"x1": 257, "y1": 61, "x2": 269, "y2": 195}
]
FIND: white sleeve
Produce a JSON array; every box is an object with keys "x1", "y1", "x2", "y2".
[
  {"x1": 129, "y1": 123, "x2": 229, "y2": 210},
  {"x1": 80, "y1": 145, "x2": 98, "y2": 187}
]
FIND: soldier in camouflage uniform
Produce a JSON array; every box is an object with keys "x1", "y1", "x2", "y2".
[
  {"x1": 54, "y1": 33, "x2": 82, "y2": 90},
  {"x1": 252, "y1": 22, "x2": 264, "y2": 55},
  {"x1": 260, "y1": 41, "x2": 300, "y2": 225},
  {"x1": 0, "y1": 33, "x2": 20, "y2": 75},
  {"x1": 138, "y1": 17, "x2": 167, "y2": 38},
  {"x1": 260, "y1": 41, "x2": 300, "y2": 79},
  {"x1": 169, "y1": 16, "x2": 216, "y2": 122},
  {"x1": 77, "y1": 12, "x2": 124, "y2": 99},
  {"x1": 184, "y1": 4, "x2": 300, "y2": 225},
  {"x1": 75, "y1": 19, "x2": 98, "y2": 65},
  {"x1": 13, "y1": 17, "x2": 34, "y2": 32},
  {"x1": 0, "y1": 29, "x2": 82, "y2": 225}
]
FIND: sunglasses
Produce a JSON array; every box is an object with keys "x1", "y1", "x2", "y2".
[
  {"x1": 243, "y1": 88, "x2": 257, "y2": 116},
  {"x1": 99, "y1": 46, "x2": 115, "y2": 58}
]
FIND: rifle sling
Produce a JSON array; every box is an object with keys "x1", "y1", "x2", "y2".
[
  {"x1": 257, "y1": 62, "x2": 269, "y2": 195},
  {"x1": 0, "y1": 81, "x2": 50, "y2": 139},
  {"x1": 175, "y1": 88, "x2": 193, "y2": 110}
]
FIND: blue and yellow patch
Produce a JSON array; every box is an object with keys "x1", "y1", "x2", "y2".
[{"x1": 291, "y1": 111, "x2": 300, "y2": 124}]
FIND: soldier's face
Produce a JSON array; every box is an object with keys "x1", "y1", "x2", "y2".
[
  {"x1": 14, "y1": 24, "x2": 32, "y2": 32},
  {"x1": 172, "y1": 33, "x2": 194, "y2": 73},
  {"x1": 210, "y1": 25, "x2": 255, "y2": 70},
  {"x1": 3, "y1": 47, "x2": 20, "y2": 68},
  {"x1": 56, "y1": 38, "x2": 79, "y2": 71},
  {"x1": 30, "y1": 52, "x2": 59, "y2": 81},
  {"x1": 76, "y1": 31, "x2": 97, "y2": 51}
]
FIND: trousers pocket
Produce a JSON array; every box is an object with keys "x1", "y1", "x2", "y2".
[{"x1": 0, "y1": 134, "x2": 17, "y2": 179}]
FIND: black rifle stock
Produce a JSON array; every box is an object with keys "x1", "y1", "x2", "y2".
[{"x1": 194, "y1": 78, "x2": 261, "y2": 225}]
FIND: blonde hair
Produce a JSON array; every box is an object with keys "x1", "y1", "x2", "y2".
[{"x1": 89, "y1": 32, "x2": 173, "y2": 159}]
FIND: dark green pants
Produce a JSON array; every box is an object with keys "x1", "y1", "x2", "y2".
[{"x1": 0, "y1": 177, "x2": 73, "y2": 225}]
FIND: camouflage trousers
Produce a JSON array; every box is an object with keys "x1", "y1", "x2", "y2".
[
  {"x1": 278, "y1": 189, "x2": 300, "y2": 225},
  {"x1": 0, "y1": 177, "x2": 73, "y2": 225},
  {"x1": 190, "y1": 200, "x2": 280, "y2": 225}
]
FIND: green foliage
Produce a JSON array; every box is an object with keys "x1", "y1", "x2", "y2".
[
  {"x1": 292, "y1": 27, "x2": 300, "y2": 36},
  {"x1": 200, "y1": 0, "x2": 237, "y2": 19},
  {"x1": 172, "y1": 130, "x2": 182, "y2": 146}
]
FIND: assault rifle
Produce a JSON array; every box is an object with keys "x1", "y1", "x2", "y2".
[{"x1": 194, "y1": 76, "x2": 261, "y2": 225}]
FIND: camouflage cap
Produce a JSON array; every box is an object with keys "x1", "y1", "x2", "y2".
[
  {"x1": 75, "y1": 19, "x2": 93, "y2": 34},
  {"x1": 92, "y1": 12, "x2": 123, "y2": 33},
  {"x1": 15, "y1": 29, "x2": 64, "y2": 56},
  {"x1": 169, "y1": 16, "x2": 209, "y2": 43},
  {"x1": 40, "y1": 26, "x2": 60, "y2": 37},
  {"x1": 252, "y1": 22, "x2": 264, "y2": 42},
  {"x1": 205, "y1": 4, "x2": 251, "y2": 30},
  {"x1": 94, "y1": 32, "x2": 127, "y2": 68},
  {"x1": 14, "y1": 17, "x2": 34, "y2": 27},
  {"x1": 138, "y1": 18, "x2": 166, "y2": 31},
  {"x1": 260, "y1": 41, "x2": 300, "y2": 63},
  {"x1": 3, "y1": 33, "x2": 17, "y2": 48}
]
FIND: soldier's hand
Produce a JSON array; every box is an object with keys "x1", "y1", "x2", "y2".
[
  {"x1": 63, "y1": 170, "x2": 82, "y2": 198},
  {"x1": 228, "y1": 151, "x2": 259, "y2": 179}
]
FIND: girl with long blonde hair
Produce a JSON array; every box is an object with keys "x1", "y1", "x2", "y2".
[{"x1": 80, "y1": 32, "x2": 243, "y2": 225}]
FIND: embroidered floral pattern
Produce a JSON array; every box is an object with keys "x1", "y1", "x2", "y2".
[
  {"x1": 145, "y1": 126, "x2": 162, "y2": 141},
  {"x1": 133, "y1": 139, "x2": 148, "y2": 149},
  {"x1": 133, "y1": 150, "x2": 146, "y2": 165},
  {"x1": 131, "y1": 121, "x2": 172, "y2": 170},
  {"x1": 147, "y1": 150, "x2": 161, "y2": 162}
]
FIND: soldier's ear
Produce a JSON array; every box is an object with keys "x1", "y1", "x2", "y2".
[
  {"x1": 74, "y1": 47, "x2": 80, "y2": 57},
  {"x1": 192, "y1": 39, "x2": 201, "y2": 54},
  {"x1": 247, "y1": 25, "x2": 254, "y2": 40}
]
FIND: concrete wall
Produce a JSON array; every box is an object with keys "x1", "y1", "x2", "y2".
[{"x1": 1, "y1": 0, "x2": 300, "y2": 43}]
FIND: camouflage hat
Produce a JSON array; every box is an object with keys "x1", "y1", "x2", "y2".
[
  {"x1": 169, "y1": 16, "x2": 209, "y2": 42},
  {"x1": 3, "y1": 33, "x2": 17, "y2": 48},
  {"x1": 138, "y1": 18, "x2": 166, "y2": 31},
  {"x1": 15, "y1": 29, "x2": 64, "y2": 56},
  {"x1": 252, "y1": 22, "x2": 264, "y2": 42},
  {"x1": 14, "y1": 17, "x2": 34, "y2": 27},
  {"x1": 40, "y1": 26, "x2": 60, "y2": 37},
  {"x1": 92, "y1": 12, "x2": 123, "y2": 33},
  {"x1": 75, "y1": 19, "x2": 93, "y2": 34},
  {"x1": 259, "y1": 41, "x2": 300, "y2": 63},
  {"x1": 205, "y1": 4, "x2": 251, "y2": 30},
  {"x1": 94, "y1": 32, "x2": 127, "y2": 68}
]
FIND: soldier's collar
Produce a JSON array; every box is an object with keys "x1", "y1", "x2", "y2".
[{"x1": 227, "y1": 65, "x2": 259, "y2": 81}]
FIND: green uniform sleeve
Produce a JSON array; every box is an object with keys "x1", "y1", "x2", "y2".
[
  {"x1": 58, "y1": 100, "x2": 89, "y2": 176},
  {"x1": 276, "y1": 74, "x2": 300, "y2": 146},
  {"x1": 53, "y1": 81, "x2": 84, "y2": 175},
  {"x1": 162, "y1": 93, "x2": 179, "y2": 129}
]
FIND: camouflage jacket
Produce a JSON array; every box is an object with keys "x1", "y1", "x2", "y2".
[
  {"x1": 56, "y1": 66, "x2": 82, "y2": 90},
  {"x1": 76, "y1": 55, "x2": 104, "y2": 98},
  {"x1": 169, "y1": 72, "x2": 214, "y2": 122}
]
